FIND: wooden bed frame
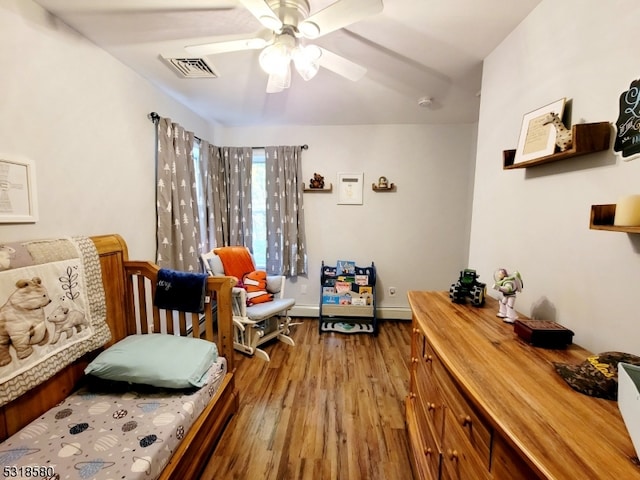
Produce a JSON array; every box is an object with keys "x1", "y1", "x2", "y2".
[{"x1": 0, "y1": 234, "x2": 239, "y2": 480}]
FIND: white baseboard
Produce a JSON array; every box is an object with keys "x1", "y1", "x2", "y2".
[{"x1": 289, "y1": 305, "x2": 412, "y2": 320}]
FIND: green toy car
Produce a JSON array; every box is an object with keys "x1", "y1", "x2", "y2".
[{"x1": 449, "y1": 269, "x2": 486, "y2": 306}]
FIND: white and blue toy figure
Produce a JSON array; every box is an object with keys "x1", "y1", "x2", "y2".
[{"x1": 492, "y1": 268, "x2": 523, "y2": 323}]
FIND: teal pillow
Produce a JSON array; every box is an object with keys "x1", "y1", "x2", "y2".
[{"x1": 85, "y1": 334, "x2": 218, "y2": 389}]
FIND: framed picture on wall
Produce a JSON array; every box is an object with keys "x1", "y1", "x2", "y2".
[
  {"x1": 337, "y1": 172, "x2": 363, "y2": 205},
  {"x1": 514, "y1": 98, "x2": 566, "y2": 164},
  {"x1": 0, "y1": 155, "x2": 38, "y2": 223}
]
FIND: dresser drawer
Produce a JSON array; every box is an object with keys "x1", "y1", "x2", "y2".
[
  {"x1": 413, "y1": 363, "x2": 445, "y2": 437},
  {"x1": 432, "y1": 350, "x2": 492, "y2": 469},
  {"x1": 441, "y1": 408, "x2": 491, "y2": 480},
  {"x1": 406, "y1": 396, "x2": 442, "y2": 480},
  {"x1": 412, "y1": 372, "x2": 445, "y2": 445}
]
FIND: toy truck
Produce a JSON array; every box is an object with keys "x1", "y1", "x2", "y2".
[{"x1": 449, "y1": 269, "x2": 486, "y2": 306}]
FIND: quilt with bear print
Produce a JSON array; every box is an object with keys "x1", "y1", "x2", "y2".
[{"x1": 0, "y1": 237, "x2": 111, "y2": 407}]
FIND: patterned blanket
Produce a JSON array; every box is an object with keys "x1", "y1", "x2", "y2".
[{"x1": 0, "y1": 237, "x2": 111, "y2": 406}]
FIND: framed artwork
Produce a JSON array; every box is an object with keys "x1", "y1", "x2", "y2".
[
  {"x1": 337, "y1": 172, "x2": 363, "y2": 205},
  {"x1": 0, "y1": 155, "x2": 38, "y2": 223},
  {"x1": 514, "y1": 98, "x2": 566, "y2": 164}
]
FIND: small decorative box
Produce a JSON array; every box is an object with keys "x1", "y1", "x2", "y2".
[{"x1": 514, "y1": 319, "x2": 574, "y2": 349}]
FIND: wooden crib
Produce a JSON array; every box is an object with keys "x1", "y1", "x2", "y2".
[{"x1": 0, "y1": 234, "x2": 239, "y2": 480}]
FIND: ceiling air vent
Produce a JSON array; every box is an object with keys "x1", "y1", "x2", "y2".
[{"x1": 163, "y1": 57, "x2": 218, "y2": 78}]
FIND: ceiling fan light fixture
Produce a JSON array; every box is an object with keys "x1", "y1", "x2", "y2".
[
  {"x1": 259, "y1": 42, "x2": 291, "y2": 75},
  {"x1": 298, "y1": 20, "x2": 320, "y2": 39},
  {"x1": 292, "y1": 45, "x2": 322, "y2": 81},
  {"x1": 266, "y1": 65, "x2": 292, "y2": 93}
]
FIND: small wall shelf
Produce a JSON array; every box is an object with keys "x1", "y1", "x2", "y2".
[
  {"x1": 372, "y1": 183, "x2": 395, "y2": 192},
  {"x1": 503, "y1": 122, "x2": 611, "y2": 169},
  {"x1": 590, "y1": 204, "x2": 640, "y2": 233},
  {"x1": 304, "y1": 183, "x2": 332, "y2": 193}
]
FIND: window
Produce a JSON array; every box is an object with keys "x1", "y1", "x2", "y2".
[
  {"x1": 192, "y1": 141, "x2": 208, "y2": 250},
  {"x1": 191, "y1": 144, "x2": 268, "y2": 269},
  {"x1": 251, "y1": 149, "x2": 267, "y2": 269}
]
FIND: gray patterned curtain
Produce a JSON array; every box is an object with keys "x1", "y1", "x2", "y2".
[
  {"x1": 155, "y1": 117, "x2": 202, "y2": 271},
  {"x1": 208, "y1": 145, "x2": 253, "y2": 248},
  {"x1": 264, "y1": 146, "x2": 307, "y2": 276}
]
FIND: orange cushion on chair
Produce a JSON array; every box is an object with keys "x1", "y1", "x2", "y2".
[
  {"x1": 213, "y1": 246, "x2": 255, "y2": 280},
  {"x1": 242, "y1": 270, "x2": 273, "y2": 305}
]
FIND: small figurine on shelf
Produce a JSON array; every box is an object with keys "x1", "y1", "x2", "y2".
[
  {"x1": 378, "y1": 176, "x2": 389, "y2": 188},
  {"x1": 492, "y1": 268, "x2": 523, "y2": 323},
  {"x1": 309, "y1": 173, "x2": 325, "y2": 189},
  {"x1": 542, "y1": 112, "x2": 573, "y2": 152}
]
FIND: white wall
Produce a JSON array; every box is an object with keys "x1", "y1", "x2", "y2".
[
  {"x1": 0, "y1": 0, "x2": 478, "y2": 319},
  {"x1": 0, "y1": 0, "x2": 211, "y2": 259},
  {"x1": 471, "y1": 0, "x2": 640, "y2": 353},
  {"x1": 222, "y1": 124, "x2": 477, "y2": 316}
]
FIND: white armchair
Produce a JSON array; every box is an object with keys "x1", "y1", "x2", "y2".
[{"x1": 201, "y1": 248, "x2": 295, "y2": 362}]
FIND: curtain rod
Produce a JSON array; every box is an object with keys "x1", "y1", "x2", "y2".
[
  {"x1": 148, "y1": 112, "x2": 308, "y2": 150},
  {"x1": 254, "y1": 144, "x2": 308, "y2": 150},
  {"x1": 148, "y1": 111, "x2": 202, "y2": 142}
]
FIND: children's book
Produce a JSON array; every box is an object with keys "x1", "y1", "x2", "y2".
[
  {"x1": 335, "y1": 281, "x2": 352, "y2": 293},
  {"x1": 323, "y1": 286, "x2": 336, "y2": 295},
  {"x1": 339, "y1": 295, "x2": 352, "y2": 305},
  {"x1": 322, "y1": 295, "x2": 341, "y2": 304},
  {"x1": 336, "y1": 260, "x2": 356, "y2": 276},
  {"x1": 355, "y1": 274, "x2": 369, "y2": 285},
  {"x1": 359, "y1": 285, "x2": 373, "y2": 295}
]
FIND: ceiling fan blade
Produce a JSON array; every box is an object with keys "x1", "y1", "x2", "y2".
[
  {"x1": 238, "y1": 0, "x2": 283, "y2": 30},
  {"x1": 33, "y1": 0, "x2": 236, "y2": 14},
  {"x1": 266, "y1": 66, "x2": 291, "y2": 93},
  {"x1": 299, "y1": 0, "x2": 383, "y2": 39},
  {"x1": 319, "y1": 48, "x2": 367, "y2": 82},
  {"x1": 185, "y1": 32, "x2": 272, "y2": 56}
]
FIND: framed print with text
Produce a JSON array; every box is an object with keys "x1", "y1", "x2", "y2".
[
  {"x1": 337, "y1": 172, "x2": 363, "y2": 205},
  {"x1": 514, "y1": 98, "x2": 566, "y2": 164},
  {"x1": 0, "y1": 155, "x2": 38, "y2": 223}
]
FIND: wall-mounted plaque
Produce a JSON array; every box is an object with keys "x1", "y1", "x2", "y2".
[{"x1": 614, "y1": 78, "x2": 640, "y2": 162}]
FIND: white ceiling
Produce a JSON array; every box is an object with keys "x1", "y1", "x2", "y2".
[{"x1": 32, "y1": 0, "x2": 541, "y2": 127}]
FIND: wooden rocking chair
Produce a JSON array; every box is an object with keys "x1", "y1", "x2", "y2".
[{"x1": 201, "y1": 247, "x2": 295, "y2": 362}]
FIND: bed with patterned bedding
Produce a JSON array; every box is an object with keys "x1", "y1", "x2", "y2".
[
  {"x1": 0, "y1": 234, "x2": 239, "y2": 480},
  {"x1": 1, "y1": 358, "x2": 227, "y2": 479}
]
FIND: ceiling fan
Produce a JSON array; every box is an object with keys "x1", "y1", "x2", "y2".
[{"x1": 184, "y1": 0, "x2": 383, "y2": 93}]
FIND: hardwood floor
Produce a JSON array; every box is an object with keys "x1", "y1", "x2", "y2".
[{"x1": 201, "y1": 318, "x2": 414, "y2": 480}]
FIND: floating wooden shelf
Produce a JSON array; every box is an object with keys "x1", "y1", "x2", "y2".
[
  {"x1": 303, "y1": 183, "x2": 332, "y2": 193},
  {"x1": 503, "y1": 122, "x2": 611, "y2": 169},
  {"x1": 589, "y1": 204, "x2": 640, "y2": 233},
  {"x1": 372, "y1": 183, "x2": 395, "y2": 191}
]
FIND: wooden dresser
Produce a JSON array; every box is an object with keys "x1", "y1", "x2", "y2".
[{"x1": 406, "y1": 291, "x2": 640, "y2": 479}]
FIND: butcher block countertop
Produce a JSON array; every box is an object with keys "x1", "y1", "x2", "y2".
[{"x1": 407, "y1": 291, "x2": 640, "y2": 479}]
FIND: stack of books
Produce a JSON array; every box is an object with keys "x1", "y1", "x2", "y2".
[{"x1": 322, "y1": 260, "x2": 373, "y2": 306}]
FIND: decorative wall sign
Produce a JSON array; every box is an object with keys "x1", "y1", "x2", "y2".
[
  {"x1": 515, "y1": 98, "x2": 566, "y2": 164},
  {"x1": 0, "y1": 155, "x2": 38, "y2": 223},
  {"x1": 614, "y1": 78, "x2": 640, "y2": 162},
  {"x1": 337, "y1": 172, "x2": 363, "y2": 205}
]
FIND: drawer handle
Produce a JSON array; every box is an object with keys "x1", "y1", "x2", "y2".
[
  {"x1": 424, "y1": 447, "x2": 433, "y2": 457},
  {"x1": 447, "y1": 449, "x2": 459, "y2": 461},
  {"x1": 411, "y1": 357, "x2": 419, "y2": 364},
  {"x1": 459, "y1": 415, "x2": 472, "y2": 427},
  {"x1": 427, "y1": 402, "x2": 436, "y2": 411},
  {"x1": 423, "y1": 354, "x2": 433, "y2": 363},
  {"x1": 409, "y1": 392, "x2": 417, "y2": 399},
  {"x1": 412, "y1": 327, "x2": 419, "y2": 334}
]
